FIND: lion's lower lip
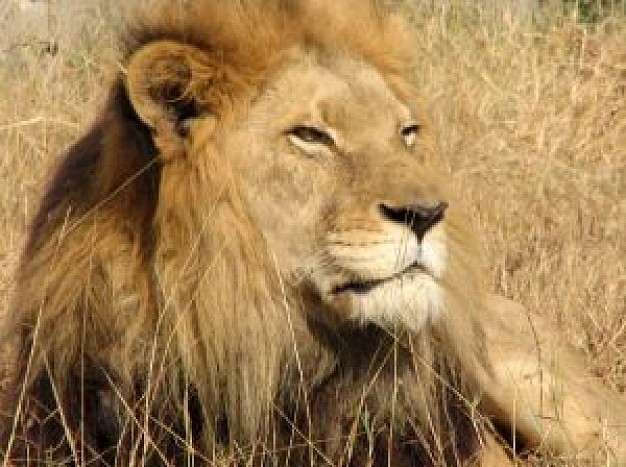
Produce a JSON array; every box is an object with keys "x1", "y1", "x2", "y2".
[
  {"x1": 332, "y1": 279, "x2": 380, "y2": 295},
  {"x1": 332, "y1": 263, "x2": 428, "y2": 296}
]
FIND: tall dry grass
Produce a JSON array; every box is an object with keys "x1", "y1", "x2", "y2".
[
  {"x1": 0, "y1": 0, "x2": 126, "y2": 309},
  {"x1": 0, "y1": 0, "x2": 624, "y2": 465},
  {"x1": 408, "y1": 1, "x2": 626, "y2": 390}
]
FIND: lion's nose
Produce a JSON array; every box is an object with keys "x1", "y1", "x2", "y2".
[{"x1": 378, "y1": 200, "x2": 448, "y2": 240}]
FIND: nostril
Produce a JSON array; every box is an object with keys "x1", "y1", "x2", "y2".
[
  {"x1": 379, "y1": 200, "x2": 448, "y2": 239},
  {"x1": 378, "y1": 203, "x2": 408, "y2": 225}
]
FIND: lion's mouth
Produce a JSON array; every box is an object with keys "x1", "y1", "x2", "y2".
[{"x1": 331, "y1": 262, "x2": 430, "y2": 296}]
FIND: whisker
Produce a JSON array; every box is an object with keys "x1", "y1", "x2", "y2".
[{"x1": 326, "y1": 239, "x2": 396, "y2": 248}]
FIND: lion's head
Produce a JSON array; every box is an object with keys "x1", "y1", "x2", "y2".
[
  {"x1": 231, "y1": 51, "x2": 450, "y2": 332},
  {"x1": 2, "y1": 1, "x2": 487, "y2": 464}
]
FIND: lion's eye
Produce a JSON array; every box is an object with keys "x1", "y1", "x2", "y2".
[
  {"x1": 288, "y1": 126, "x2": 335, "y2": 146},
  {"x1": 401, "y1": 123, "x2": 421, "y2": 147}
]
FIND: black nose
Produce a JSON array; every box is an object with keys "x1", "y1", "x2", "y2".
[{"x1": 379, "y1": 200, "x2": 448, "y2": 239}]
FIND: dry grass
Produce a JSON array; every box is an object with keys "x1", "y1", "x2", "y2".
[
  {"x1": 0, "y1": 0, "x2": 624, "y2": 465},
  {"x1": 0, "y1": 0, "x2": 126, "y2": 311},
  {"x1": 407, "y1": 1, "x2": 626, "y2": 390}
]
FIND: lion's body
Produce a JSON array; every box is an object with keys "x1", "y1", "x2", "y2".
[{"x1": 2, "y1": 1, "x2": 625, "y2": 466}]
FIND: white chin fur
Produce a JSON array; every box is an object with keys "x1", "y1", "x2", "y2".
[
  {"x1": 312, "y1": 225, "x2": 449, "y2": 331},
  {"x1": 347, "y1": 273, "x2": 444, "y2": 331}
]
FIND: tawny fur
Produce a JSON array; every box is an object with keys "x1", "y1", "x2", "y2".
[{"x1": 1, "y1": 1, "x2": 493, "y2": 465}]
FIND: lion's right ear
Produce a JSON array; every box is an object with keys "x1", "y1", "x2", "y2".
[{"x1": 124, "y1": 41, "x2": 219, "y2": 157}]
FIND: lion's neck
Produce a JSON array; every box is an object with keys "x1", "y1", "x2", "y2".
[{"x1": 274, "y1": 321, "x2": 484, "y2": 465}]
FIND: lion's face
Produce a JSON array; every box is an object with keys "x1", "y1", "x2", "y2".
[{"x1": 221, "y1": 52, "x2": 450, "y2": 331}]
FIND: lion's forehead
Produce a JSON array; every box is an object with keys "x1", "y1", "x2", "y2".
[{"x1": 251, "y1": 52, "x2": 414, "y2": 135}]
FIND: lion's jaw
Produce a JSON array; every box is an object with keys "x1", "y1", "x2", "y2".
[
  {"x1": 230, "y1": 51, "x2": 451, "y2": 332},
  {"x1": 312, "y1": 222, "x2": 449, "y2": 331}
]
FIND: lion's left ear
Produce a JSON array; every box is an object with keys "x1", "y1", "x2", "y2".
[{"x1": 124, "y1": 40, "x2": 220, "y2": 157}]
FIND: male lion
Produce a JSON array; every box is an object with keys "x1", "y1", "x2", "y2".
[{"x1": 1, "y1": 1, "x2": 625, "y2": 465}]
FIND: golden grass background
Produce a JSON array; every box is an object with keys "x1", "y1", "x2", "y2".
[{"x1": 0, "y1": 0, "x2": 624, "y2": 464}]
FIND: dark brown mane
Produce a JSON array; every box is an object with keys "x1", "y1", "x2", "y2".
[{"x1": 25, "y1": 81, "x2": 159, "y2": 258}]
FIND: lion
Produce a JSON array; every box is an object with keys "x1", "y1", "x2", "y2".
[{"x1": 1, "y1": 0, "x2": 625, "y2": 465}]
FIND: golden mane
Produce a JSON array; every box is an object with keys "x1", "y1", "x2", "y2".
[{"x1": 123, "y1": 0, "x2": 418, "y2": 118}]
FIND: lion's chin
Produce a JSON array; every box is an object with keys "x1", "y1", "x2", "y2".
[{"x1": 331, "y1": 270, "x2": 444, "y2": 332}]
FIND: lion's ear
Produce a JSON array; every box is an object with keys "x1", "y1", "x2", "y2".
[{"x1": 125, "y1": 40, "x2": 216, "y2": 148}]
